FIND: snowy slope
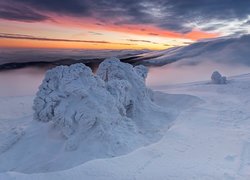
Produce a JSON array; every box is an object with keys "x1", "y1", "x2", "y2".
[
  {"x1": 0, "y1": 91, "x2": 201, "y2": 174},
  {"x1": 139, "y1": 35, "x2": 250, "y2": 67},
  {"x1": 1, "y1": 73, "x2": 250, "y2": 179}
]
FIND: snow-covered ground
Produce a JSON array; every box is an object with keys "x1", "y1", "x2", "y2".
[
  {"x1": 142, "y1": 35, "x2": 250, "y2": 85},
  {"x1": 1, "y1": 70, "x2": 250, "y2": 179},
  {"x1": 139, "y1": 35, "x2": 250, "y2": 67}
]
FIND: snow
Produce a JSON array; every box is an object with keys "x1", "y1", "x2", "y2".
[
  {"x1": 1, "y1": 60, "x2": 250, "y2": 179},
  {"x1": 33, "y1": 58, "x2": 168, "y2": 153},
  {"x1": 0, "y1": 58, "x2": 202, "y2": 174},
  {"x1": 211, "y1": 71, "x2": 227, "y2": 84},
  {"x1": 139, "y1": 35, "x2": 250, "y2": 67},
  {"x1": 140, "y1": 35, "x2": 250, "y2": 86}
]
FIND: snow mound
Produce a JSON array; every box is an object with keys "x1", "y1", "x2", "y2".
[
  {"x1": 33, "y1": 58, "x2": 165, "y2": 151},
  {"x1": 211, "y1": 71, "x2": 227, "y2": 84}
]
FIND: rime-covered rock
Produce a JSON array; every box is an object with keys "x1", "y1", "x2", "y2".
[
  {"x1": 96, "y1": 57, "x2": 153, "y2": 120},
  {"x1": 33, "y1": 64, "x2": 120, "y2": 139},
  {"x1": 211, "y1": 71, "x2": 227, "y2": 84},
  {"x1": 33, "y1": 58, "x2": 164, "y2": 151}
]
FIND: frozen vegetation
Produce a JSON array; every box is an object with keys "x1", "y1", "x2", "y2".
[
  {"x1": 33, "y1": 58, "x2": 162, "y2": 151},
  {"x1": 211, "y1": 71, "x2": 227, "y2": 84}
]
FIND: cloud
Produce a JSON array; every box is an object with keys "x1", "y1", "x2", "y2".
[
  {"x1": 126, "y1": 39, "x2": 176, "y2": 47},
  {"x1": 1, "y1": 0, "x2": 250, "y2": 35},
  {"x1": 244, "y1": 20, "x2": 250, "y2": 25},
  {"x1": 0, "y1": 33, "x2": 133, "y2": 45},
  {"x1": 148, "y1": 33, "x2": 159, "y2": 36},
  {"x1": 126, "y1": 39, "x2": 159, "y2": 44},
  {"x1": 0, "y1": 2, "x2": 49, "y2": 22},
  {"x1": 11, "y1": 0, "x2": 89, "y2": 16},
  {"x1": 163, "y1": 44, "x2": 172, "y2": 47},
  {"x1": 88, "y1": 31, "x2": 103, "y2": 36}
]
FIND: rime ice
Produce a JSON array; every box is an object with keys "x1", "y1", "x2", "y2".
[
  {"x1": 33, "y1": 58, "x2": 163, "y2": 151},
  {"x1": 211, "y1": 71, "x2": 227, "y2": 84}
]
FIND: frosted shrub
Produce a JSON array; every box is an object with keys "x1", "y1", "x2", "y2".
[
  {"x1": 33, "y1": 58, "x2": 156, "y2": 150},
  {"x1": 96, "y1": 58, "x2": 153, "y2": 119},
  {"x1": 211, "y1": 71, "x2": 227, "y2": 84}
]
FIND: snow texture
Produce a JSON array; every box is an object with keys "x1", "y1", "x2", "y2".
[
  {"x1": 140, "y1": 35, "x2": 250, "y2": 67},
  {"x1": 2, "y1": 72, "x2": 250, "y2": 179},
  {"x1": 211, "y1": 71, "x2": 227, "y2": 84},
  {"x1": 0, "y1": 58, "x2": 205, "y2": 174},
  {"x1": 33, "y1": 58, "x2": 160, "y2": 151},
  {"x1": 0, "y1": 127, "x2": 24, "y2": 154}
]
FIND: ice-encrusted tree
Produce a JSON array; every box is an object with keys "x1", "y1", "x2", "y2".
[
  {"x1": 96, "y1": 58, "x2": 153, "y2": 119},
  {"x1": 211, "y1": 71, "x2": 227, "y2": 84},
  {"x1": 33, "y1": 58, "x2": 159, "y2": 151}
]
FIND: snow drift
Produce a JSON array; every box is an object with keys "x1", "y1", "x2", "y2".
[{"x1": 33, "y1": 58, "x2": 165, "y2": 151}]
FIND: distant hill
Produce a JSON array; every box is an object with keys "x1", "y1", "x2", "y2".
[{"x1": 138, "y1": 35, "x2": 250, "y2": 67}]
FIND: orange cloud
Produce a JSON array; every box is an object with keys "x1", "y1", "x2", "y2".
[
  {"x1": 0, "y1": 14, "x2": 219, "y2": 50},
  {"x1": 0, "y1": 39, "x2": 126, "y2": 49},
  {"x1": 0, "y1": 38, "x2": 166, "y2": 50},
  {"x1": 53, "y1": 16, "x2": 219, "y2": 41}
]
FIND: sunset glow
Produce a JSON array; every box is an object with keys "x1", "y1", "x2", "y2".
[
  {"x1": 1, "y1": 0, "x2": 249, "y2": 50},
  {"x1": 0, "y1": 7, "x2": 219, "y2": 50}
]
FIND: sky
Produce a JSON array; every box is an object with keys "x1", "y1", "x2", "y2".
[{"x1": 0, "y1": 0, "x2": 250, "y2": 50}]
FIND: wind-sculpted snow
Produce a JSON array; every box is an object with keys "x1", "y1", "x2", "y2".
[
  {"x1": 33, "y1": 58, "x2": 164, "y2": 151},
  {"x1": 4, "y1": 72, "x2": 250, "y2": 179},
  {"x1": 0, "y1": 59, "x2": 203, "y2": 173},
  {"x1": 0, "y1": 128, "x2": 25, "y2": 154},
  {"x1": 211, "y1": 71, "x2": 227, "y2": 84}
]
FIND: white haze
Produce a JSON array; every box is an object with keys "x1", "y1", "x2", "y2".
[
  {"x1": 0, "y1": 68, "x2": 46, "y2": 96},
  {"x1": 147, "y1": 61, "x2": 250, "y2": 87},
  {"x1": 1, "y1": 62, "x2": 250, "y2": 96}
]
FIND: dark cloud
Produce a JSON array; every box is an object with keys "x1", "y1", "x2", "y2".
[
  {"x1": 12, "y1": 0, "x2": 89, "y2": 16},
  {"x1": 1, "y1": 0, "x2": 250, "y2": 34},
  {"x1": 0, "y1": 2, "x2": 49, "y2": 22},
  {"x1": 168, "y1": 0, "x2": 250, "y2": 20},
  {"x1": 157, "y1": 0, "x2": 250, "y2": 33},
  {"x1": 0, "y1": 33, "x2": 133, "y2": 45},
  {"x1": 93, "y1": 0, "x2": 250, "y2": 33}
]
